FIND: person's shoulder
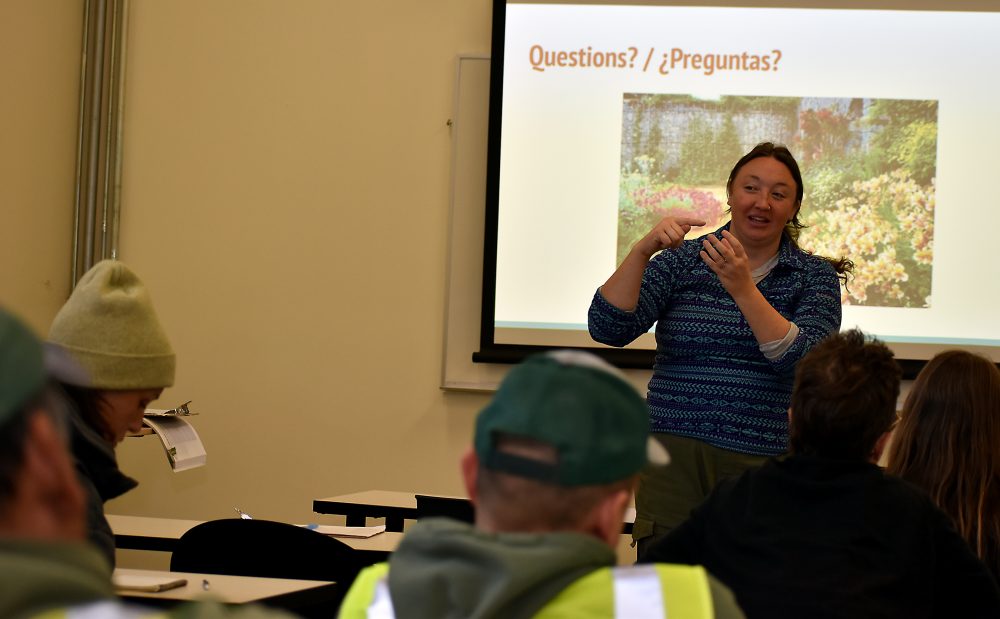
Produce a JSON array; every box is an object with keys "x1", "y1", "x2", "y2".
[
  {"x1": 781, "y1": 239, "x2": 831, "y2": 270},
  {"x1": 705, "y1": 570, "x2": 747, "y2": 619},
  {"x1": 800, "y1": 250, "x2": 834, "y2": 270},
  {"x1": 804, "y1": 254, "x2": 839, "y2": 281},
  {"x1": 870, "y1": 467, "x2": 926, "y2": 497},
  {"x1": 867, "y1": 468, "x2": 947, "y2": 520},
  {"x1": 779, "y1": 246, "x2": 841, "y2": 294},
  {"x1": 337, "y1": 562, "x2": 390, "y2": 619},
  {"x1": 642, "y1": 564, "x2": 746, "y2": 619}
]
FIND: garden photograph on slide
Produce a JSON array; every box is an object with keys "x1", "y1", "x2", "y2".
[{"x1": 617, "y1": 94, "x2": 938, "y2": 309}]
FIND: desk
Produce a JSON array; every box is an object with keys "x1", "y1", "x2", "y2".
[
  {"x1": 114, "y1": 568, "x2": 337, "y2": 613},
  {"x1": 313, "y1": 491, "x2": 636, "y2": 534},
  {"x1": 109, "y1": 515, "x2": 202, "y2": 552},
  {"x1": 108, "y1": 514, "x2": 403, "y2": 556},
  {"x1": 313, "y1": 491, "x2": 420, "y2": 531}
]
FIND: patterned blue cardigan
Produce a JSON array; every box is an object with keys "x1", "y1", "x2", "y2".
[{"x1": 588, "y1": 227, "x2": 842, "y2": 456}]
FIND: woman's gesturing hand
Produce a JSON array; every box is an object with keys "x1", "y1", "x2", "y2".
[
  {"x1": 634, "y1": 215, "x2": 707, "y2": 259},
  {"x1": 701, "y1": 230, "x2": 753, "y2": 296},
  {"x1": 601, "y1": 215, "x2": 705, "y2": 312}
]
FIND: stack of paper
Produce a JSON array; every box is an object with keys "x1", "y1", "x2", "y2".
[{"x1": 142, "y1": 416, "x2": 207, "y2": 472}]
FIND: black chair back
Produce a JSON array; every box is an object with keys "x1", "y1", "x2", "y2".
[{"x1": 170, "y1": 518, "x2": 369, "y2": 608}]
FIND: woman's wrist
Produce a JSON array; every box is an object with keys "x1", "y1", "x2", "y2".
[{"x1": 631, "y1": 238, "x2": 659, "y2": 261}]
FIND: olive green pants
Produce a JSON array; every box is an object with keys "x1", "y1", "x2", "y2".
[{"x1": 633, "y1": 433, "x2": 772, "y2": 560}]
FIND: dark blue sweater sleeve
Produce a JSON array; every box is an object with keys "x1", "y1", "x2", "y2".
[
  {"x1": 588, "y1": 248, "x2": 683, "y2": 347},
  {"x1": 766, "y1": 259, "x2": 843, "y2": 376}
]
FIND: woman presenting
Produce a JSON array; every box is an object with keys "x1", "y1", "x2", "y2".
[{"x1": 589, "y1": 142, "x2": 850, "y2": 557}]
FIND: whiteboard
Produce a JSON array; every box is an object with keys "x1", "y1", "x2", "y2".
[{"x1": 440, "y1": 55, "x2": 509, "y2": 392}]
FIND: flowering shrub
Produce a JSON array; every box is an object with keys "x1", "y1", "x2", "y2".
[
  {"x1": 801, "y1": 158, "x2": 871, "y2": 213},
  {"x1": 617, "y1": 167, "x2": 724, "y2": 264},
  {"x1": 800, "y1": 169, "x2": 935, "y2": 307},
  {"x1": 795, "y1": 108, "x2": 853, "y2": 164}
]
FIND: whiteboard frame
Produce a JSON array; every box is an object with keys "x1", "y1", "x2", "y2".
[{"x1": 440, "y1": 55, "x2": 509, "y2": 392}]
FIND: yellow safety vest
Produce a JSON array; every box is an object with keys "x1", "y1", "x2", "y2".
[{"x1": 339, "y1": 562, "x2": 715, "y2": 618}]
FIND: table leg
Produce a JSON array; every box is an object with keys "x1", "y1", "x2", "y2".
[
  {"x1": 345, "y1": 514, "x2": 367, "y2": 527},
  {"x1": 385, "y1": 515, "x2": 405, "y2": 532}
]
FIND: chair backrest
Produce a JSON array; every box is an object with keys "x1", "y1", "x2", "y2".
[
  {"x1": 169, "y1": 519, "x2": 369, "y2": 587},
  {"x1": 415, "y1": 494, "x2": 475, "y2": 523}
]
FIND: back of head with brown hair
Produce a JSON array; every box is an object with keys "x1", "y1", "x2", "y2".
[
  {"x1": 789, "y1": 329, "x2": 901, "y2": 460},
  {"x1": 887, "y1": 350, "x2": 1000, "y2": 577},
  {"x1": 475, "y1": 435, "x2": 635, "y2": 533}
]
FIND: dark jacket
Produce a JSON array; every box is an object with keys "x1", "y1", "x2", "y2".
[
  {"x1": 641, "y1": 455, "x2": 1000, "y2": 618},
  {"x1": 0, "y1": 539, "x2": 113, "y2": 618},
  {"x1": 56, "y1": 385, "x2": 138, "y2": 567}
]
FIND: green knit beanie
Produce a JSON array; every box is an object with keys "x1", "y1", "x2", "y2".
[{"x1": 48, "y1": 260, "x2": 175, "y2": 390}]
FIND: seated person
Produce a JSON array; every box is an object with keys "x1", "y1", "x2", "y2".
[
  {"x1": 640, "y1": 329, "x2": 1000, "y2": 618},
  {"x1": 46, "y1": 260, "x2": 176, "y2": 566},
  {"x1": 0, "y1": 307, "x2": 292, "y2": 618},
  {"x1": 339, "y1": 350, "x2": 745, "y2": 618},
  {"x1": 887, "y1": 350, "x2": 1000, "y2": 582}
]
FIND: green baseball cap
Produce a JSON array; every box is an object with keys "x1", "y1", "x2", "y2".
[
  {"x1": 475, "y1": 350, "x2": 669, "y2": 486},
  {"x1": 0, "y1": 308, "x2": 47, "y2": 427}
]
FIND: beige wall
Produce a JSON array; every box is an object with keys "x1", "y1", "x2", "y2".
[
  {"x1": 107, "y1": 0, "x2": 495, "y2": 528},
  {"x1": 0, "y1": 1, "x2": 82, "y2": 334}
]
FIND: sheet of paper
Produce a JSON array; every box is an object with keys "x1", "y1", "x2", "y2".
[
  {"x1": 298, "y1": 524, "x2": 386, "y2": 538},
  {"x1": 142, "y1": 416, "x2": 207, "y2": 472}
]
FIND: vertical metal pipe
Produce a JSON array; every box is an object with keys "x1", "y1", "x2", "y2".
[
  {"x1": 73, "y1": 0, "x2": 129, "y2": 284},
  {"x1": 72, "y1": 0, "x2": 93, "y2": 288},
  {"x1": 83, "y1": 0, "x2": 108, "y2": 273},
  {"x1": 100, "y1": 0, "x2": 119, "y2": 258},
  {"x1": 109, "y1": 0, "x2": 130, "y2": 260}
]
